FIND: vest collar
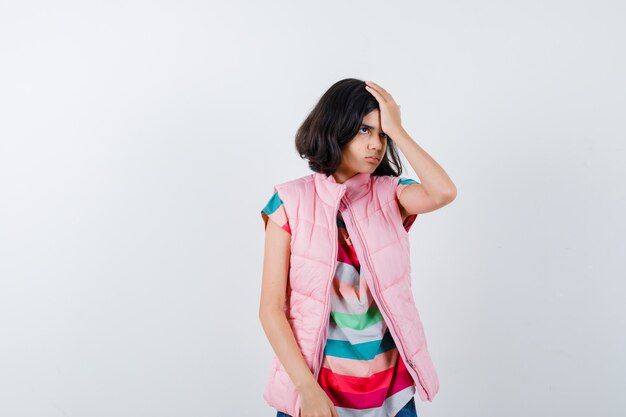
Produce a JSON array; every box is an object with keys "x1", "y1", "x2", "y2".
[{"x1": 313, "y1": 171, "x2": 372, "y2": 206}]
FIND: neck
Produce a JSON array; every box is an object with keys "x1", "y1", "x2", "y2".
[
  {"x1": 314, "y1": 171, "x2": 373, "y2": 205},
  {"x1": 331, "y1": 169, "x2": 362, "y2": 184}
]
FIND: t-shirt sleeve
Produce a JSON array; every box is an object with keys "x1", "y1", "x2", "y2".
[
  {"x1": 396, "y1": 177, "x2": 420, "y2": 232},
  {"x1": 261, "y1": 191, "x2": 292, "y2": 235}
]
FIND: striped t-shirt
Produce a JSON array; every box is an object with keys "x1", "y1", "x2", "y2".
[{"x1": 261, "y1": 176, "x2": 420, "y2": 417}]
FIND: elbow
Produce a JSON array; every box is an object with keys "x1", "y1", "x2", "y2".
[
  {"x1": 433, "y1": 189, "x2": 456, "y2": 207},
  {"x1": 258, "y1": 309, "x2": 269, "y2": 327},
  {"x1": 259, "y1": 304, "x2": 283, "y2": 323},
  {"x1": 258, "y1": 305, "x2": 268, "y2": 322},
  {"x1": 442, "y1": 185, "x2": 457, "y2": 203}
]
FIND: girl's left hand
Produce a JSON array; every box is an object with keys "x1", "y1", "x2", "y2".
[{"x1": 364, "y1": 80, "x2": 404, "y2": 139}]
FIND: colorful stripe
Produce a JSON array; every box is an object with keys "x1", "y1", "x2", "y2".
[
  {"x1": 398, "y1": 177, "x2": 419, "y2": 186},
  {"x1": 396, "y1": 177, "x2": 420, "y2": 232},
  {"x1": 260, "y1": 191, "x2": 291, "y2": 234},
  {"x1": 316, "y1": 210, "x2": 416, "y2": 416}
]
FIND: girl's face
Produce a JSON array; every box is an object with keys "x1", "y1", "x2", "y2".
[{"x1": 336, "y1": 109, "x2": 387, "y2": 179}]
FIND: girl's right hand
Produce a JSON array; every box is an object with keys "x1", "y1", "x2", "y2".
[{"x1": 298, "y1": 382, "x2": 338, "y2": 417}]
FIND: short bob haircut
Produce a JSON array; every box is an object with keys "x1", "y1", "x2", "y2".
[{"x1": 295, "y1": 78, "x2": 405, "y2": 177}]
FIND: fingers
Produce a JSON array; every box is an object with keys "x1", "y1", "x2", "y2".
[
  {"x1": 365, "y1": 80, "x2": 396, "y2": 104},
  {"x1": 365, "y1": 84, "x2": 386, "y2": 103}
]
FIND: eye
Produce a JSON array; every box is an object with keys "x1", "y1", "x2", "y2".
[{"x1": 359, "y1": 126, "x2": 369, "y2": 134}]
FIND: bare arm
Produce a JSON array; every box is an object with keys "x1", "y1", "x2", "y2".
[
  {"x1": 258, "y1": 219, "x2": 317, "y2": 391},
  {"x1": 259, "y1": 217, "x2": 339, "y2": 417},
  {"x1": 393, "y1": 126, "x2": 457, "y2": 215},
  {"x1": 363, "y1": 80, "x2": 457, "y2": 213}
]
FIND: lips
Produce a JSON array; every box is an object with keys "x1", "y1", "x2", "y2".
[{"x1": 365, "y1": 156, "x2": 380, "y2": 161}]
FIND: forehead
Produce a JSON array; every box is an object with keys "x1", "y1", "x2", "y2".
[{"x1": 361, "y1": 109, "x2": 381, "y2": 128}]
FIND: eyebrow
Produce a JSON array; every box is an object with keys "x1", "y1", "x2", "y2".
[{"x1": 361, "y1": 123, "x2": 381, "y2": 130}]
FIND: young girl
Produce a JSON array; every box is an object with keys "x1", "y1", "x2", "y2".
[{"x1": 259, "y1": 78, "x2": 456, "y2": 417}]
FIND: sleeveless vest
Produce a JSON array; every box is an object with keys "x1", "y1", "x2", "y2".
[{"x1": 262, "y1": 171, "x2": 440, "y2": 417}]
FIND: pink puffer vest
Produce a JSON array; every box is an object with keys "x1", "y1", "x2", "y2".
[{"x1": 262, "y1": 171, "x2": 439, "y2": 417}]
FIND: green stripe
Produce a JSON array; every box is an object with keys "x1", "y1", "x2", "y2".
[{"x1": 331, "y1": 303, "x2": 383, "y2": 330}]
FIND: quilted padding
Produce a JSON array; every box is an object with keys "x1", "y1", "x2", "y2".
[{"x1": 262, "y1": 172, "x2": 439, "y2": 417}]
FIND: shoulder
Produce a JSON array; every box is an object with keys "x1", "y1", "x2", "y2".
[
  {"x1": 274, "y1": 173, "x2": 314, "y2": 188},
  {"x1": 372, "y1": 174, "x2": 418, "y2": 186},
  {"x1": 262, "y1": 173, "x2": 313, "y2": 218},
  {"x1": 372, "y1": 174, "x2": 397, "y2": 184},
  {"x1": 372, "y1": 175, "x2": 420, "y2": 202},
  {"x1": 372, "y1": 175, "x2": 418, "y2": 194},
  {"x1": 371, "y1": 175, "x2": 398, "y2": 191},
  {"x1": 273, "y1": 173, "x2": 315, "y2": 201},
  {"x1": 261, "y1": 190, "x2": 292, "y2": 235}
]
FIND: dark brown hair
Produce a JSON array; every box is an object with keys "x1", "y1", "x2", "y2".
[{"x1": 295, "y1": 78, "x2": 404, "y2": 177}]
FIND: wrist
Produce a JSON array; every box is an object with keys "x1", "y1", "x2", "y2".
[
  {"x1": 295, "y1": 376, "x2": 319, "y2": 393},
  {"x1": 388, "y1": 126, "x2": 408, "y2": 141}
]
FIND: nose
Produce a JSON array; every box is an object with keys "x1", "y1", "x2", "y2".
[{"x1": 368, "y1": 134, "x2": 384, "y2": 149}]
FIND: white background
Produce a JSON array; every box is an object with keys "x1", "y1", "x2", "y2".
[{"x1": 1, "y1": 1, "x2": 625, "y2": 416}]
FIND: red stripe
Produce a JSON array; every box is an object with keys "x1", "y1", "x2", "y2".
[
  {"x1": 317, "y1": 355, "x2": 414, "y2": 409},
  {"x1": 337, "y1": 242, "x2": 360, "y2": 270}
]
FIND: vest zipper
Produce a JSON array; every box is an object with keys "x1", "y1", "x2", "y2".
[{"x1": 341, "y1": 196, "x2": 430, "y2": 398}]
